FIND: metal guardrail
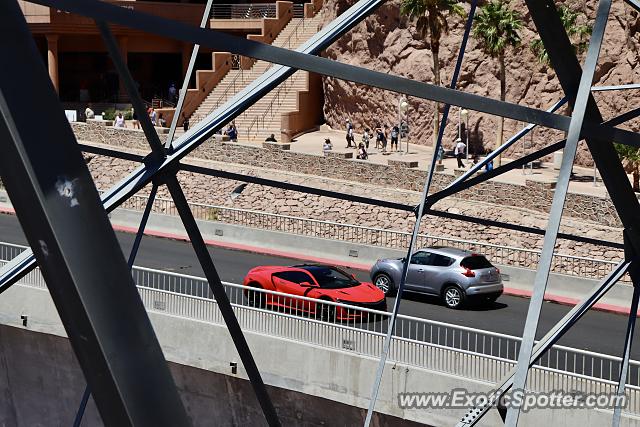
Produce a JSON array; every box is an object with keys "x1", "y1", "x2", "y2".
[
  {"x1": 117, "y1": 194, "x2": 624, "y2": 283},
  {"x1": 210, "y1": 3, "x2": 277, "y2": 19},
  {"x1": 3, "y1": 256, "x2": 638, "y2": 414}
]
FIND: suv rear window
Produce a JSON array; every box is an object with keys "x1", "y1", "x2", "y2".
[{"x1": 460, "y1": 256, "x2": 493, "y2": 270}]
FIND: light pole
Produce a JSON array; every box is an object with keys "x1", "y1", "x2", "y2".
[
  {"x1": 461, "y1": 108, "x2": 469, "y2": 160},
  {"x1": 399, "y1": 97, "x2": 409, "y2": 154}
]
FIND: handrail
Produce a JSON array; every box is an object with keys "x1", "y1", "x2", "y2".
[
  {"x1": 4, "y1": 254, "x2": 640, "y2": 392},
  {"x1": 210, "y1": 4, "x2": 277, "y2": 20},
  {"x1": 245, "y1": 18, "x2": 307, "y2": 139},
  {"x1": 192, "y1": 17, "x2": 309, "y2": 135}
]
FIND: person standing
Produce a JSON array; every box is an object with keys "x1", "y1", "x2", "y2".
[
  {"x1": 84, "y1": 104, "x2": 95, "y2": 121},
  {"x1": 132, "y1": 107, "x2": 140, "y2": 129},
  {"x1": 114, "y1": 112, "x2": 126, "y2": 128},
  {"x1": 168, "y1": 83, "x2": 178, "y2": 104},
  {"x1": 455, "y1": 138, "x2": 466, "y2": 168},
  {"x1": 265, "y1": 133, "x2": 277, "y2": 142},
  {"x1": 182, "y1": 112, "x2": 189, "y2": 132},
  {"x1": 382, "y1": 125, "x2": 389, "y2": 153},
  {"x1": 390, "y1": 125, "x2": 399, "y2": 152},
  {"x1": 362, "y1": 128, "x2": 370, "y2": 149},
  {"x1": 149, "y1": 108, "x2": 157, "y2": 126}
]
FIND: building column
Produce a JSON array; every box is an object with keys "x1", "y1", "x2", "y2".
[
  {"x1": 182, "y1": 42, "x2": 192, "y2": 76},
  {"x1": 117, "y1": 36, "x2": 129, "y2": 100},
  {"x1": 46, "y1": 34, "x2": 59, "y2": 93}
]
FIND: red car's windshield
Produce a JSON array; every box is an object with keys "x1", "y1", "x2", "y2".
[{"x1": 298, "y1": 266, "x2": 360, "y2": 289}]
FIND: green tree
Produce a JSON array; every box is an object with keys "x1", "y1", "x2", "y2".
[
  {"x1": 400, "y1": 0, "x2": 464, "y2": 147},
  {"x1": 615, "y1": 144, "x2": 640, "y2": 191},
  {"x1": 473, "y1": 0, "x2": 522, "y2": 165},
  {"x1": 530, "y1": 4, "x2": 592, "y2": 65}
]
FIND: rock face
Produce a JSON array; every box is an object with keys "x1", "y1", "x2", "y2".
[{"x1": 319, "y1": 0, "x2": 640, "y2": 165}]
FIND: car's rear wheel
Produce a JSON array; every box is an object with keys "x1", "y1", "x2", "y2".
[
  {"x1": 373, "y1": 273, "x2": 396, "y2": 297},
  {"x1": 246, "y1": 283, "x2": 266, "y2": 308},
  {"x1": 442, "y1": 285, "x2": 465, "y2": 309}
]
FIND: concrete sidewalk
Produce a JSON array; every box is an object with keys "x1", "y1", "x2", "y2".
[{"x1": 240, "y1": 127, "x2": 619, "y2": 199}]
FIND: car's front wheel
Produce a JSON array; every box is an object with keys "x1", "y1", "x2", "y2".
[
  {"x1": 442, "y1": 285, "x2": 465, "y2": 309},
  {"x1": 373, "y1": 273, "x2": 396, "y2": 297},
  {"x1": 246, "y1": 283, "x2": 266, "y2": 308}
]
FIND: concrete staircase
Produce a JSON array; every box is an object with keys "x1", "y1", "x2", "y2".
[{"x1": 187, "y1": 15, "x2": 323, "y2": 142}]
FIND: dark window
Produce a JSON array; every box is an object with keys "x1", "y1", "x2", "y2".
[
  {"x1": 298, "y1": 266, "x2": 359, "y2": 289},
  {"x1": 410, "y1": 252, "x2": 432, "y2": 265},
  {"x1": 273, "y1": 271, "x2": 314, "y2": 284},
  {"x1": 430, "y1": 254, "x2": 455, "y2": 267},
  {"x1": 461, "y1": 256, "x2": 493, "y2": 270}
]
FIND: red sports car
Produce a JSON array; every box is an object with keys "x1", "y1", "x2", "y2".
[{"x1": 242, "y1": 264, "x2": 387, "y2": 320}]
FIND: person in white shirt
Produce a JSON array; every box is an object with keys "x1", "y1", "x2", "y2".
[
  {"x1": 323, "y1": 138, "x2": 333, "y2": 155},
  {"x1": 455, "y1": 138, "x2": 466, "y2": 168},
  {"x1": 114, "y1": 112, "x2": 126, "y2": 128},
  {"x1": 85, "y1": 105, "x2": 95, "y2": 120}
]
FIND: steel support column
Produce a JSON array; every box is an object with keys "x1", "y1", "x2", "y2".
[
  {"x1": 507, "y1": 1, "x2": 613, "y2": 424},
  {"x1": 0, "y1": 2, "x2": 189, "y2": 425}
]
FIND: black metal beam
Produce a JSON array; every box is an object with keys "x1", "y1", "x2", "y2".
[
  {"x1": 28, "y1": 0, "x2": 640, "y2": 149},
  {"x1": 0, "y1": 2, "x2": 189, "y2": 425},
  {"x1": 163, "y1": 174, "x2": 281, "y2": 426}
]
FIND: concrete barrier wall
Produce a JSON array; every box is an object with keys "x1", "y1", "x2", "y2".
[{"x1": 1, "y1": 283, "x2": 635, "y2": 427}]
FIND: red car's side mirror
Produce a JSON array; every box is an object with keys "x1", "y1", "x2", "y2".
[{"x1": 300, "y1": 281, "x2": 314, "y2": 287}]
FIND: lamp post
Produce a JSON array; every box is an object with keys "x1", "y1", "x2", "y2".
[
  {"x1": 399, "y1": 97, "x2": 409, "y2": 154},
  {"x1": 461, "y1": 108, "x2": 469, "y2": 160}
]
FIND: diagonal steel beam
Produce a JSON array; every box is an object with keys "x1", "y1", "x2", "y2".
[
  {"x1": 457, "y1": 259, "x2": 632, "y2": 426},
  {"x1": 28, "y1": 0, "x2": 640, "y2": 148},
  {"x1": 506, "y1": 1, "x2": 614, "y2": 424},
  {"x1": 96, "y1": 20, "x2": 165, "y2": 159},
  {"x1": 97, "y1": 14, "x2": 280, "y2": 424},
  {"x1": 0, "y1": 2, "x2": 189, "y2": 425},
  {"x1": 163, "y1": 175, "x2": 281, "y2": 426},
  {"x1": 365, "y1": 1, "x2": 478, "y2": 423},
  {"x1": 166, "y1": 0, "x2": 215, "y2": 148},
  {"x1": 0, "y1": 0, "x2": 390, "y2": 292}
]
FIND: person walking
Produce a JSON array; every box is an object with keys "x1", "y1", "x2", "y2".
[
  {"x1": 226, "y1": 123, "x2": 238, "y2": 142},
  {"x1": 455, "y1": 138, "x2": 466, "y2": 168},
  {"x1": 345, "y1": 119, "x2": 354, "y2": 148},
  {"x1": 375, "y1": 125, "x2": 383, "y2": 149},
  {"x1": 168, "y1": 83, "x2": 178, "y2": 104},
  {"x1": 382, "y1": 125, "x2": 389, "y2": 153}
]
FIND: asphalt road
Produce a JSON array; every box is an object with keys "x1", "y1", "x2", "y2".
[{"x1": 0, "y1": 212, "x2": 637, "y2": 364}]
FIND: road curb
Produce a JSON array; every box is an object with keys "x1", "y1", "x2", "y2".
[{"x1": 0, "y1": 206, "x2": 632, "y2": 316}]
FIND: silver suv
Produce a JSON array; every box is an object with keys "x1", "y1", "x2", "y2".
[{"x1": 370, "y1": 247, "x2": 503, "y2": 309}]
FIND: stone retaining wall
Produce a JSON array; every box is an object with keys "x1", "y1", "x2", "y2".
[{"x1": 71, "y1": 122, "x2": 623, "y2": 227}]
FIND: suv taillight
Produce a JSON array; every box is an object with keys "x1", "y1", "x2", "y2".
[{"x1": 461, "y1": 268, "x2": 476, "y2": 278}]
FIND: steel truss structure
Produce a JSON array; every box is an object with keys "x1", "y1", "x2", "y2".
[{"x1": 0, "y1": 0, "x2": 639, "y2": 425}]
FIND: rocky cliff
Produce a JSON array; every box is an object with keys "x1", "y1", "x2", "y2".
[{"x1": 318, "y1": 0, "x2": 640, "y2": 165}]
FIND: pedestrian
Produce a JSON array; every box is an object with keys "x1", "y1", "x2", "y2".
[
  {"x1": 182, "y1": 112, "x2": 189, "y2": 132},
  {"x1": 345, "y1": 119, "x2": 354, "y2": 148},
  {"x1": 265, "y1": 133, "x2": 277, "y2": 142},
  {"x1": 375, "y1": 125, "x2": 383, "y2": 149},
  {"x1": 114, "y1": 112, "x2": 126, "y2": 128},
  {"x1": 149, "y1": 108, "x2": 157, "y2": 126},
  {"x1": 158, "y1": 113, "x2": 166, "y2": 128},
  {"x1": 362, "y1": 128, "x2": 370, "y2": 149},
  {"x1": 132, "y1": 107, "x2": 140, "y2": 129},
  {"x1": 84, "y1": 104, "x2": 95, "y2": 121},
  {"x1": 382, "y1": 125, "x2": 389, "y2": 153},
  {"x1": 455, "y1": 138, "x2": 466, "y2": 168},
  {"x1": 323, "y1": 138, "x2": 333, "y2": 155},
  {"x1": 225, "y1": 123, "x2": 238, "y2": 142},
  {"x1": 436, "y1": 144, "x2": 445, "y2": 164},
  {"x1": 168, "y1": 83, "x2": 177, "y2": 104},
  {"x1": 356, "y1": 142, "x2": 368, "y2": 160},
  {"x1": 391, "y1": 125, "x2": 399, "y2": 151},
  {"x1": 485, "y1": 158, "x2": 494, "y2": 172}
]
